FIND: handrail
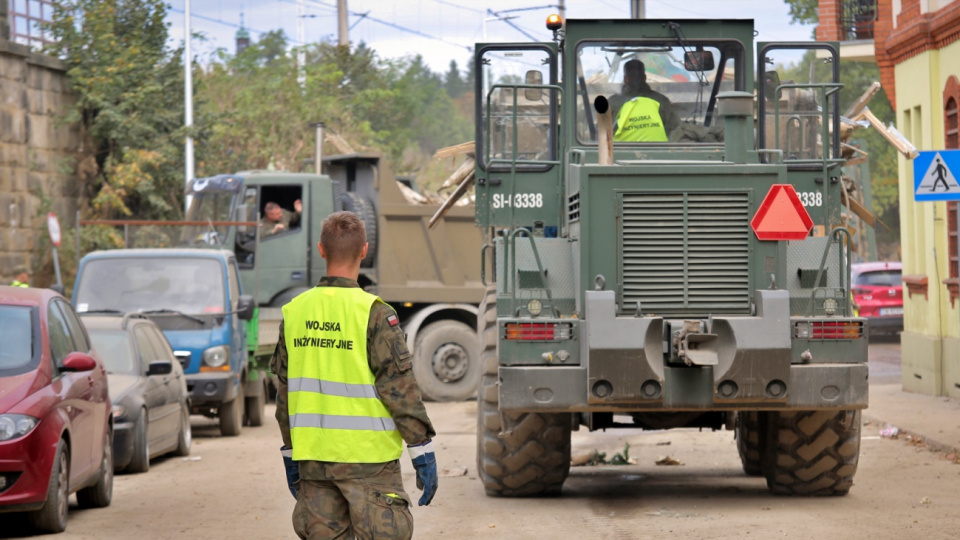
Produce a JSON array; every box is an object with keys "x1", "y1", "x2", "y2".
[
  {"x1": 506, "y1": 227, "x2": 557, "y2": 318},
  {"x1": 809, "y1": 227, "x2": 853, "y2": 316}
]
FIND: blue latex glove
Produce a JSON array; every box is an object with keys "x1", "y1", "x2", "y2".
[
  {"x1": 408, "y1": 440, "x2": 438, "y2": 506},
  {"x1": 281, "y1": 446, "x2": 299, "y2": 499}
]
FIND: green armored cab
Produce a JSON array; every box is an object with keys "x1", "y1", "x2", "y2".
[{"x1": 471, "y1": 17, "x2": 867, "y2": 496}]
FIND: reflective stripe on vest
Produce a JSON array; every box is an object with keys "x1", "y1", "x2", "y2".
[
  {"x1": 282, "y1": 286, "x2": 403, "y2": 463},
  {"x1": 615, "y1": 96, "x2": 668, "y2": 142}
]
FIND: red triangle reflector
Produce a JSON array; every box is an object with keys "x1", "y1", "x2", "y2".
[{"x1": 751, "y1": 185, "x2": 813, "y2": 241}]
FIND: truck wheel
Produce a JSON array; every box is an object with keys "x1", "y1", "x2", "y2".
[
  {"x1": 475, "y1": 285, "x2": 571, "y2": 496},
  {"x1": 339, "y1": 192, "x2": 377, "y2": 268},
  {"x1": 126, "y1": 409, "x2": 150, "y2": 474},
  {"x1": 762, "y1": 410, "x2": 861, "y2": 496},
  {"x1": 29, "y1": 439, "x2": 69, "y2": 533},
  {"x1": 413, "y1": 321, "x2": 481, "y2": 402},
  {"x1": 77, "y1": 429, "x2": 113, "y2": 508},
  {"x1": 219, "y1": 395, "x2": 244, "y2": 437},
  {"x1": 735, "y1": 411, "x2": 765, "y2": 476},
  {"x1": 245, "y1": 380, "x2": 266, "y2": 427}
]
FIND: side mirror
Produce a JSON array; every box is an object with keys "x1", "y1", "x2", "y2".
[
  {"x1": 237, "y1": 295, "x2": 255, "y2": 321},
  {"x1": 524, "y1": 70, "x2": 543, "y2": 101},
  {"x1": 147, "y1": 360, "x2": 173, "y2": 376},
  {"x1": 50, "y1": 284, "x2": 65, "y2": 295},
  {"x1": 683, "y1": 50, "x2": 715, "y2": 72},
  {"x1": 61, "y1": 352, "x2": 97, "y2": 372}
]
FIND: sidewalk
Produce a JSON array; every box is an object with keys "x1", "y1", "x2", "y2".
[{"x1": 865, "y1": 380, "x2": 960, "y2": 455}]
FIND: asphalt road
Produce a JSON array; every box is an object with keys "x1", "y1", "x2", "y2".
[{"x1": 5, "y1": 338, "x2": 959, "y2": 539}]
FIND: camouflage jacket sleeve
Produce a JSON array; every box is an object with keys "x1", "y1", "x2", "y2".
[
  {"x1": 270, "y1": 320, "x2": 293, "y2": 449},
  {"x1": 368, "y1": 301, "x2": 436, "y2": 445}
]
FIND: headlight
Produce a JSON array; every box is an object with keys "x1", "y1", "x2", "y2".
[
  {"x1": 823, "y1": 297, "x2": 838, "y2": 316},
  {"x1": 112, "y1": 405, "x2": 127, "y2": 420},
  {"x1": 0, "y1": 414, "x2": 38, "y2": 442},
  {"x1": 526, "y1": 299, "x2": 543, "y2": 317},
  {"x1": 202, "y1": 345, "x2": 230, "y2": 368}
]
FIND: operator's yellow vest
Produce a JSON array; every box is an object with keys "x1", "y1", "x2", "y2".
[
  {"x1": 283, "y1": 286, "x2": 403, "y2": 463},
  {"x1": 10, "y1": 280, "x2": 28, "y2": 288},
  {"x1": 615, "y1": 96, "x2": 668, "y2": 142}
]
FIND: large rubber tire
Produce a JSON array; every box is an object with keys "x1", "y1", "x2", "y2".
[
  {"x1": 475, "y1": 285, "x2": 571, "y2": 497},
  {"x1": 77, "y1": 429, "x2": 113, "y2": 508},
  {"x1": 28, "y1": 440, "x2": 69, "y2": 533},
  {"x1": 735, "y1": 411, "x2": 765, "y2": 476},
  {"x1": 338, "y1": 192, "x2": 377, "y2": 268},
  {"x1": 762, "y1": 410, "x2": 861, "y2": 496},
  {"x1": 127, "y1": 409, "x2": 150, "y2": 474},
  {"x1": 245, "y1": 380, "x2": 266, "y2": 427},
  {"x1": 219, "y1": 394, "x2": 244, "y2": 437},
  {"x1": 173, "y1": 402, "x2": 192, "y2": 457},
  {"x1": 413, "y1": 321, "x2": 481, "y2": 402}
]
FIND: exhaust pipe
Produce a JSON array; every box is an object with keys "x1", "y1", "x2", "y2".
[
  {"x1": 312, "y1": 122, "x2": 325, "y2": 175},
  {"x1": 594, "y1": 96, "x2": 614, "y2": 165}
]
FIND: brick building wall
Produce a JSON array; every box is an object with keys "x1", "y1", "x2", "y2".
[{"x1": 0, "y1": 40, "x2": 82, "y2": 285}]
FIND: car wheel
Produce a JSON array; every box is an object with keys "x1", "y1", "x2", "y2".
[
  {"x1": 28, "y1": 439, "x2": 69, "y2": 533},
  {"x1": 173, "y1": 402, "x2": 192, "y2": 456},
  {"x1": 219, "y1": 395, "x2": 244, "y2": 437},
  {"x1": 127, "y1": 408, "x2": 150, "y2": 474},
  {"x1": 77, "y1": 429, "x2": 114, "y2": 508}
]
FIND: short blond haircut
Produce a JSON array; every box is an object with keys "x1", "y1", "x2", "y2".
[{"x1": 320, "y1": 211, "x2": 366, "y2": 265}]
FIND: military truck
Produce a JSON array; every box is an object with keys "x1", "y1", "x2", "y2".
[
  {"x1": 185, "y1": 152, "x2": 487, "y2": 401},
  {"x1": 471, "y1": 17, "x2": 868, "y2": 496}
]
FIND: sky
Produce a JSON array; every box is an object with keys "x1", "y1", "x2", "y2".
[{"x1": 165, "y1": 0, "x2": 817, "y2": 72}]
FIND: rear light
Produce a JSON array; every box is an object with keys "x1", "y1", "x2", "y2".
[
  {"x1": 794, "y1": 321, "x2": 863, "y2": 339},
  {"x1": 504, "y1": 322, "x2": 573, "y2": 341}
]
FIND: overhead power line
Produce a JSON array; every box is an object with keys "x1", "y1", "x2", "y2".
[{"x1": 169, "y1": 7, "x2": 306, "y2": 45}]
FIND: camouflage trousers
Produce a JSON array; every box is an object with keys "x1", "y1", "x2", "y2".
[{"x1": 292, "y1": 460, "x2": 413, "y2": 539}]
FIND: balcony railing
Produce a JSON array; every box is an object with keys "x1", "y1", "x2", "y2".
[{"x1": 841, "y1": 0, "x2": 878, "y2": 41}]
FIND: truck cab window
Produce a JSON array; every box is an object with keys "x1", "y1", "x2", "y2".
[
  {"x1": 576, "y1": 41, "x2": 741, "y2": 144},
  {"x1": 259, "y1": 185, "x2": 304, "y2": 239},
  {"x1": 478, "y1": 47, "x2": 556, "y2": 170}
]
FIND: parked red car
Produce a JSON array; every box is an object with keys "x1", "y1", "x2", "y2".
[
  {"x1": 0, "y1": 286, "x2": 113, "y2": 533},
  {"x1": 851, "y1": 261, "x2": 903, "y2": 335}
]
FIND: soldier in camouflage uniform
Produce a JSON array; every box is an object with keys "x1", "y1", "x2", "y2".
[
  {"x1": 272, "y1": 211, "x2": 437, "y2": 540},
  {"x1": 261, "y1": 200, "x2": 303, "y2": 237}
]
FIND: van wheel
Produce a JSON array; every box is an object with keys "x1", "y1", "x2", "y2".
[
  {"x1": 29, "y1": 440, "x2": 69, "y2": 533},
  {"x1": 246, "y1": 380, "x2": 266, "y2": 427},
  {"x1": 413, "y1": 321, "x2": 481, "y2": 401},
  {"x1": 220, "y1": 395, "x2": 244, "y2": 437},
  {"x1": 77, "y1": 429, "x2": 113, "y2": 508}
]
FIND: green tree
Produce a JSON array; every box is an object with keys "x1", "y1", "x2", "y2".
[
  {"x1": 785, "y1": 0, "x2": 819, "y2": 25},
  {"x1": 45, "y1": 0, "x2": 190, "y2": 221},
  {"x1": 444, "y1": 60, "x2": 468, "y2": 98}
]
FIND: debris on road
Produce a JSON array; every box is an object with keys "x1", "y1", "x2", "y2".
[
  {"x1": 182, "y1": 456, "x2": 202, "y2": 461},
  {"x1": 921, "y1": 497, "x2": 931, "y2": 504},
  {"x1": 655, "y1": 455, "x2": 683, "y2": 466},
  {"x1": 441, "y1": 466, "x2": 468, "y2": 477},
  {"x1": 571, "y1": 443, "x2": 636, "y2": 466},
  {"x1": 879, "y1": 426, "x2": 900, "y2": 438}
]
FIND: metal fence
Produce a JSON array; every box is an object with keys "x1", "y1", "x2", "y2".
[{"x1": 8, "y1": 0, "x2": 55, "y2": 49}]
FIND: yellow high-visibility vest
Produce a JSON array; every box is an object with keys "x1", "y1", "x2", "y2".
[
  {"x1": 283, "y1": 286, "x2": 403, "y2": 463},
  {"x1": 10, "y1": 280, "x2": 28, "y2": 288},
  {"x1": 615, "y1": 96, "x2": 668, "y2": 142}
]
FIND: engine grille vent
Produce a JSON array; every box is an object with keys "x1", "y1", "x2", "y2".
[{"x1": 620, "y1": 192, "x2": 751, "y2": 314}]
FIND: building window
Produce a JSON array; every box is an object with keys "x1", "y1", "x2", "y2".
[
  {"x1": 8, "y1": 0, "x2": 56, "y2": 50},
  {"x1": 944, "y1": 78, "x2": 959, "y2": 305},
  {"x1": 842, "y1": 0, "x2": 878, "y2": 40}
]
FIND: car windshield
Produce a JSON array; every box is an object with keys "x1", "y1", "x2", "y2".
[
  {"x1": 74, "y1": 257, "x2": 225, "y2": 315},
  {"x1": 856, "y1": 270, "x2": 902, "y2": 287},
  {"x1": 88, "y1": 329, "x2": 138, "y2": 375},
  {"x1": 0, "y1": 306, "x2": 35, "y2": 373},
  {"x1": 575, "y1": 40, "x2": 741, "y2": 143}
]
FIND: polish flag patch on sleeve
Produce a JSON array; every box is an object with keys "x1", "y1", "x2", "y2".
[{"x1": 387, "y1": 314, "x2": 400, "y2": 327}]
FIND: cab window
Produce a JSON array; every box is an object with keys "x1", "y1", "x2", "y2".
[
  {"x1": 259, "y1": 184, "x2": 304, "y2": 240},
  {"x1": 575, "y1": 40, "x2": 742, "y2": 144}
]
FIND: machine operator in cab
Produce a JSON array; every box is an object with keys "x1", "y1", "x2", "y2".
[
  {"x1": 271, "y1": 211, "x2": 438, "y2": 539},
  {"x1": 610, "y1": 59, "x2": 680, "y2": 142}
]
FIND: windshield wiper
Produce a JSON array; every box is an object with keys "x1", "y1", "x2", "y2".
[
  {"x1": 139, "y1": 309, "x2": 206, "y2": 325},
  {"x1": 80, "y1": 309, "x2": 124, "y2": 315}
]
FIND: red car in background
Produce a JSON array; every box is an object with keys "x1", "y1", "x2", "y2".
[
  {"x1": 851, "y1": 261, "x2": 903, "y2": 335},
  {"x1": 0, "y1": 286, "x2": 113, "y2": 533}
]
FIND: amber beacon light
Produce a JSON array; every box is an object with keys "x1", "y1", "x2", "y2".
[{"x1": 546, "y1": 14, "x2": 563, "y2": 31}]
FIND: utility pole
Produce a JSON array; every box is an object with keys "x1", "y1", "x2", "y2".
[
  {"x1": 338, "y1": 0, "x2": 348, "y2": 46},
  {"x1": 558, "y1": 0, "x2": 565, "y2": 20},
  {"x1": 630, "y1": 0, "x2": 645, "y2": 19},
  {"x1": 184, "y1": 0, "x2": 194, "y2": 213},
  {"x1": 297, "y1": 0, "x2": 305, "y2": 86}
]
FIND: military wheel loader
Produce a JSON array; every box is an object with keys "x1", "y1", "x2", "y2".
[{"x1": 471, "y1": 17, "x2": 867, "y2": 497}]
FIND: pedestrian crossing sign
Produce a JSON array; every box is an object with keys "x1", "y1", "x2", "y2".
[{"x1": 913, "y1": 150, "x2": 960, "y2": 201}]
